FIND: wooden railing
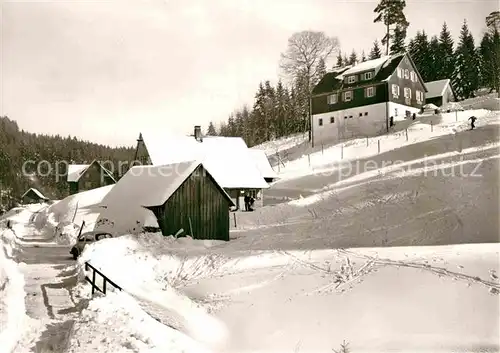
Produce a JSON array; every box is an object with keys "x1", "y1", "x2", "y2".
[{"x1": 84, "y1": 261, "x2": 122, "y2": 295}]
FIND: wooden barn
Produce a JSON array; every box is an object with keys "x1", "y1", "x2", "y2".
[
  {"x1": 67, "y1": 160, "x2": 116, "y2": 195},
  {"x1": 98, "y1": 160, "x2": 235, "y2": 241},
  {"x1": 132, "y1": 127, "x2": 271, "y2": 210},
  {"x1": 21, "y1": 188, "x2": 48, "y2": 204}
]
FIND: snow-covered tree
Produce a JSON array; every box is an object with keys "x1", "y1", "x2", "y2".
[
  {"x1": 390, "y1": 25, "x2": 407, "y2": 54},
  {"x1": 452, "y1": 20, "x2": 481, "y2": 98},
  {"x1": 369, "y1": 40, "x2": 382, "y2": 59}
]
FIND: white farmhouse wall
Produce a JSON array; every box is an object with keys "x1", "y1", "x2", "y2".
[
  {"x1": 387, "y1": 102, "x2": 421, "y2": 122},
  {"x1": 312, "y1": 103, "x2": 388, "y2": 146}
]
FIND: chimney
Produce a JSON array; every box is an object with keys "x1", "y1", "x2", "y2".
[{"x1": 194, "y1": 125, "x2": 202, "y2": 142}]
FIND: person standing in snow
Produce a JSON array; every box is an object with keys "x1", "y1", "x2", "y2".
[
  {"x1": 468, "y1": 116, "x2": 477, "y2": 130},
  {"x1": 243, "y1": 194, "x2": 249, "y2": 211}
]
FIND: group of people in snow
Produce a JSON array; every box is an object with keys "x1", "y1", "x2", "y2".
[{"x1": 243, "y1": 194, "x2": 255, "y2": 212}]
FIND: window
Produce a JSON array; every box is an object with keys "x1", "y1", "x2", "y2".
[
  {"x1": 397, "y1": 68, "x2": 403, "y2": 78},
  {"x1": 330, "y1": 116, "x2": 335, "y2": 123},
  {"x1": 364, "y1": 112, "x2": 368, "y2": 116},
  {"x1": 392, "y1": 84, "x2": 400, "y2": 98},
  {"x1": 349, "y1": 115, "x2": 353, "y2": 119},
  {"x1": 363, "y1": 71, "x2": 373, "y2": 80},
  {"x1": 344, "y1": 116, "x2": 347, "y2": 119},
  {"x1": 404, "y1": 87, "x2": 412, "y2": 104},
  {"x1": 318, "y1": 118, "x2": 323, "y2": 126},
  {"x1": 327, "y1": 94, "x2": 338, "y2": 105},
  {"x1": 404, "y1": 69, "x2": 409, "y2": 79},
  {"x1": 347, "y1": 75, "x2": 356, "y2": 84},
  {"x1": 359, "y1": 112, "x2": 363, "y2": 117},
  {"x1": 343, "y1": 91, "x2": 352, "y2": 101},
  {"x1": 365, "y1": 86, "x2": 375, "y2": 98},
  {"x1": 416, "y1": 90, "x2": 423, "y2": 103},
  {"x1": 410, "y1": 71, "x2": 416, "y2": 82}
]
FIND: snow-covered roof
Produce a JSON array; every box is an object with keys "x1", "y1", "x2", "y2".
[
  {"x1": 247, "y1": 149, "x2": 278, "y2": 180},
  {"x1": 21, "y1": 188, "x2": 47, "y2": 200},
  {"x1": 425, "y1": 79, "x2": 451, "y2": 99},
  {"x1": 97, "y1": 161, "x2": 234, "y2": 233},
  {"x1": 67, "y1": 161, "x2": 116, "y2": 183},
  {"x1": 336, "y1": 55, "x2": 392, "y2": 78},
  {"x1": 101, "y1": 161, "x2": 233, "y2": 208},
  {"x1": 67, "y1": 164, "x2": 89, "y2": 182},
  {"x1": 141, "y1": 133, "x2": 269, "y2": 190}
]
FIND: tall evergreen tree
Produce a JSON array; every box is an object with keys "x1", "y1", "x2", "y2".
[
  {"x1": 428, "y1": 35, "x2": 441, "y2": 81},
  {"x1": 373, "y1": 0, "x2": 410, "y2": 55},
  {"x1": 438, "y1": 22, "x2": 455, "y2": 80},
  {"x1": 343, "y1": 53, "x2": 350, "y2": 66},
  {"x1": 479, "y1": 28, "x2": 500, "y2": 95},
  {"x1": 206, "y1": 121, "x2": 217, "y2": 136},
  {"x1": 315, "y1": 58, "x2": 327, "y2": 85},
  {"x1": 335, "y1": 53, "x2": 344, "y2": 68},
  {"x1": 409, "y1": 31, "x2": 432, "y2": 81},
  {"x1": 390, "y1": 25, "x2": 407, "y2": 54},
  {"x1": 348, "y1": 50, "x2": 358, "y2": 65},
  {"x1": 361, "y1": 50, "x2": 367, "y2": 62},
  {"x1": 369, "y1": 40, "x2": 382, "y2": 59},
  {"x1": 452, "y1": 20, "x2": 481, "y2": 98}
]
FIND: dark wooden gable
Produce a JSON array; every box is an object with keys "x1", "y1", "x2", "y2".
[{"x1": 150, "y1": 164, "x2": 233, "y2": 241}]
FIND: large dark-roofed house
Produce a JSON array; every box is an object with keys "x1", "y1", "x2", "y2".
[
  {"x1": 311, "y1": 52, "x2": 427, "y2": 146},
  {"x1": 98, "y1": 161, "x2": 235, "y2": 241}
]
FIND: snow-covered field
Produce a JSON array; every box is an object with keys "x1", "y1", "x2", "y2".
[
  {"x1": 277, "y1": 109, "x2": 498, "y2": 180},
  {"x1": 0, "y1": 106, "x2": 498, "y2": 352}
]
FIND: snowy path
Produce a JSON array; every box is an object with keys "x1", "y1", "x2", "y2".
[{"x1": 13, "y1": 232, "x2": 79, "y2": 352}]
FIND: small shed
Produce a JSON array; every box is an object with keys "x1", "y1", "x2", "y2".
[
  {"x1": 21, "y1": 188, "x2": 48, "y2": 204},
  {"x1": 67, "y1": 160, "x2": 116, "y2": 195},
  {"x1": 98, "y1": 160, "x2": 235, "y2": 241},
  {"x1": 425, "y1": 79, "x2": 457, "y2": 107}
]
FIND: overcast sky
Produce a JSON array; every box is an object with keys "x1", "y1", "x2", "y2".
[{"x1": 0, "y1": 0, "x2": 497, "y2": 147}]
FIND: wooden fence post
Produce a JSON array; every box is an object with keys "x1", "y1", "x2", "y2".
[
  {"x1": 233, "y1": 212, "x2": 237, "y2": 228},
  {"x1": 405, "y1": 128, "x2": 408, "y2": 141},
  {"x1": 308, "y1": 154, "x2": 311, "y2": 166},
  {"x1": 366, "y1": 137, "x2": 369, "y2": 147},
  {"x1": 431, "y1": 121, "x2": 433, "y2": 132},
  {"x1": 341, "y1": 145, "x2": 344, "y2": 160},
  {"x1": 378, "y1": 140, "x2": 381, "y2": 154},
  {"x1": 321, "y1": 144, "x2": 324, "y2": 155}
]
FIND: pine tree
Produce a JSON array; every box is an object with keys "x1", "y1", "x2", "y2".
[
  {"x1": 361, "y1": 50, "x2": 367, "y2": 62},
  {"x1": 390, "y1": 25, "x2": 407, "y2": 54},
  {"x1": 336, "y1": 53, "x2": 344, "y2": 68},
  {"x1": 315, "y1": 58, "x2": 327, "y2": 85},
  {"x1": 206, "y1": 121, "x2": 217, "y2": 136},
  {"x1": 409, "y1": 31, "x2": 432, "y2": 81},
  {"x1": 428, "y1": 35, "x2": 441, "y2": 81},
  {"x1": 479, "y1": 29, "x2": 500, "y2": 95},
  {"x1": 369, "y1": 40, "x2": 382, "y2": 59},
  {"x1": 348, "y1": 50, "x2": 358, "y2": 65},
  {"x1": 452, "y1": 20, "x2": 481, "y2": 98},
  {"x1": 438, "y1": 22, "x2": 455, "y2": 80},
  {"x1": 373, "y1": 0, "x2": 410, "y2": 55},
  {"x1": 343, "y1": 53, "x2": 349, "y2": 66}
]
